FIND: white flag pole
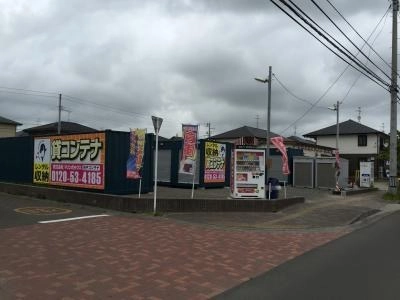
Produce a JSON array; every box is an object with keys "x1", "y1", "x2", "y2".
[
  {"x1": 190, "y1": 125, "x2": 199, "y2": 199},
  {"x1": 191, "y1": 162, "x2": 196, "y2": 199},
  {"x1": 138, "y1": 178, "x2": 142, "y2": 198}
]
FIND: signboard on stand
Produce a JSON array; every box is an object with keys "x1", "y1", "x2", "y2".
[{"x1": 360, "y1": 161, "x2": 374, "y2": 188}]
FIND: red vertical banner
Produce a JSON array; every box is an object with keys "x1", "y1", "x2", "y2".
[
  {"x1": 179, "y1": 124, "x2": 198, "y2": 175},
  {"x1": 270, "y1": 136, "x2": 290, "y2": 175}
]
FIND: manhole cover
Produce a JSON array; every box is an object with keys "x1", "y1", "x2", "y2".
[{"x1": 14, "y1": 207, "x2": 72, "y2": 215}]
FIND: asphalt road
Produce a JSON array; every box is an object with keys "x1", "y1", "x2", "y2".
[
  {"x1": 0, "y1": 192, "x2": 112, "y2": 229},
  {"x1": 214, "y1": 210, "x2": 400, "y2": 300}
]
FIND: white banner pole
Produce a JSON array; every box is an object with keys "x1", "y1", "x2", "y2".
[{"x1": 191, "y1": 163, "x2": 196, "y2": 199}]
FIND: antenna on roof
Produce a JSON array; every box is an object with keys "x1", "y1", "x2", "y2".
[{"x1": 356, "y1": 107, "x2": 361, "y2": 123}]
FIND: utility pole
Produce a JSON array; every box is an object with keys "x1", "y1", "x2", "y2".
[
  {"x1": 256, "y1": 115, "x2": 260, "y2": 128},
  {"x1": 335, "y1": 101, "x2": 340, "y2": 151},
  {"x1": 255, "y1": 66, "x2": 272, "y2": 180},
  {"x1": 389, "y1": 0, "x2": 398, "y2": 194},
  {"x1": 267, "y1": 66, "x2": 272, "y2": 177},
  {"x1": 356, "y1": 107, "x2": 361, "y2": 123},
  {"x1": 328, "y1": 101, "x2": 340, "y2": 190},
  {"x1": 58, "y1": 94, "x2": 62, "y2": 135},
  {"x1": 205, "y1": 122, "x2": 213, "y2": 138}
]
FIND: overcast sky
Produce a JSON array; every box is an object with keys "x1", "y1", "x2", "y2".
[{"x1": 0, "y1": 0, "x2": 395, "y2": 138}]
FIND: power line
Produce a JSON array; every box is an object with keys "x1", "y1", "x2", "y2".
[
  {"x1": 270, "y1": 0, "x2": 391, "y2": 91},
  {"x1": 273, "y1": 74, "x2": 327, "y2": 108},
  {"x1": 310, "y1": 0, "x2": 392, "y2": 82},
  {"x1": 324, "y1": 0, "x2": 392, "y2": 71},
  {"x1": 279, "y1": 0, "x2": 391, "y2": 88},
  {"x1": 0, "y1": 89, "x2": 57, "y2": 98},
  {"x1": 339, "y1": 7, "x2": 390, "y2": 104},
  {"x1": 271, "y1": 3, "x2": 392, "y2": 135},
  {"x1": 0, "y1": 86, "x2": 58, "y2": 95},
  {"x1": 62, "y1": 94, "x2": 150, "y2": 120},
  {"x1": 287, "y1": 0, "x2": 391, "y2": 86}
]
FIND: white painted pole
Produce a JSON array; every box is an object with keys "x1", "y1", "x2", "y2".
[
  {"x1": 138, "y1": 179, "x2": 142, "y2": 199},
  {"x1": 284, "y1": 181, "x2": 286, "y2": 199},
  {"x1": 191, "y1": 162, "x2": 196, "y2": 199},
  {"x1": 153, "y1": 120, "x2": 159, "y2": 214},
  {"x1": 268, "y1": 182, "x2": 271, "y2": 200}
]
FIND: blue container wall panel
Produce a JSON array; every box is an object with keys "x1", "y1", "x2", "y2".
[
  {"x1": 0, "y1": 136, "x2": 33, "y2": 183},
  {"x1": 105, "y1": 131, "x2": 153, "y2": 194}
]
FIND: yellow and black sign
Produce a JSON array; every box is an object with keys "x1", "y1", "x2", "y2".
[{"x1": 14, "y1": 207, "x2": 72, "y2": 215}]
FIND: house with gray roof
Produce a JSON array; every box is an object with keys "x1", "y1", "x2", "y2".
[
  {"x1": 210, "y1": 125, "x2": 280, "y2": 146},
  {"x1": 210, "y1": 125, "x2": 334, "y2": 156},
  {"x1": 19, "y1": 121, "x2": 97, "y2": 136},
  {"x1": 0, "y1": 115, "x2": 22, "y2": 138},
  {"x1": 304, "y1": 119, "x2": 389, "y2": 179}
]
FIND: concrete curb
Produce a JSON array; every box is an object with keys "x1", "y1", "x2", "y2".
[
  {"x1": 349, "y1": 204, "x2": 400, "y2": 228},
  {"x1": 0, "y1": 182, "x2": 304, "y2": 213}
]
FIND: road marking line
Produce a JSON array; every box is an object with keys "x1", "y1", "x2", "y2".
[{"x1": 38, "y1": 214, "x2": 110, "y2": 224}]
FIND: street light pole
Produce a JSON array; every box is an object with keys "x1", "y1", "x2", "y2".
[{"x1": 255, "y1": 65, "x2": 272, "y2": 180}]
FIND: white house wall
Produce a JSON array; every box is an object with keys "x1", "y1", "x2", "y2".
[
  {"x1": 316, "y1": 134, "x2": 378, "y2": 155},
  {"x1": 0, "y1": 124, "x2": 16, "y2": 138}
]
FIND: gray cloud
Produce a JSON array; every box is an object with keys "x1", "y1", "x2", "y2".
[{"x1": 0, "y1": 0, "x2": 394, "y2": 139}]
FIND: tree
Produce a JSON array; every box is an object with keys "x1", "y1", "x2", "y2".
[{"x1": 378, "y1": 130, "x2": 400, "y2": 173}]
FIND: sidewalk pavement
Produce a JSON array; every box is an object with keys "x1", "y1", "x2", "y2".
[
  {"x1": 1, "y1": 182, "x2": 397, "y2": 299},
  {"x1": 158, "y1": 181, "x2": 399, "y2": 231}
]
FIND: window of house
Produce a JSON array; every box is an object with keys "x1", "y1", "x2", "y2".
[{"x1": 358, "y1": 135, "x2": 367, "y2": 147}]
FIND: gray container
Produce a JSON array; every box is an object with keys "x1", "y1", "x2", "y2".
[
  {"x1": 315, "y1": 157, "x2": 348, "y2": 189},
  {"x1": 268, "y1": 155, "x2": 289, "y2": 183},
  {"x1": 292, "y1": 156, "x2": 314, "y2": 188}
]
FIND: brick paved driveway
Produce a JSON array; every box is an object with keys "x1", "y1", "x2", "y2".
[{"x1": 0, "y1": 215, "x2": 348, "y2": 299}]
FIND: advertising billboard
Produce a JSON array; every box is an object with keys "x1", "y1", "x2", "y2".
[
  {"x1": 204, "y1": 141, "x2": 226, "y2": 183},
  {"x1": 33, "y1": 132, "x2": 105, "y2": 190}
]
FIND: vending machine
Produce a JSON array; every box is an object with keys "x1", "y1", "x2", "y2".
[{"x1": 231, "y1": 148, "x2": 265, "y2": 199}]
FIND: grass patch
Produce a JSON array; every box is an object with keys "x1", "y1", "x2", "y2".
[
  {"x1": 143, "y1": 211, "x2": 164, "y2": 217},
  {"x1": 383, "y1": 192, "x2": 400, "y2": 203}
]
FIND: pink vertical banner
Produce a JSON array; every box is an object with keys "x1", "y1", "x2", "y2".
[
  {"x1": 334, "y1": 149, "x2": 340, "y2": 169},
  {"x1": 179, "y1": 124, "x2": 198, "y2": 175},
  {"x1": 270, "y1": 136, "x2": 290, "y2": 175}
]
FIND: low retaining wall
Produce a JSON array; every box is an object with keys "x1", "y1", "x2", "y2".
[
  {"x1": 332, "y1": 187, "x2": 379, "y2": 196},
  {"x1": 0, "y1": 182, "x2": 304, "y2": 213}
]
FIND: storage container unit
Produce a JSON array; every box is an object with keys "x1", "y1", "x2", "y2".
[
  {"x1": 268, "y1": 155, "x2": 289, "y2": 183},
  {"x1": 292, "y1": 157, "x2": 314, "y2": 188},
  {"x1": 315, "y1": 157, "x2": 348, "y2": 189}
]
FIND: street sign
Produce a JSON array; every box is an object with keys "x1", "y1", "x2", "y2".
[{"x1": 151, "y1": 116, "x2": 163, "y2": 133}]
